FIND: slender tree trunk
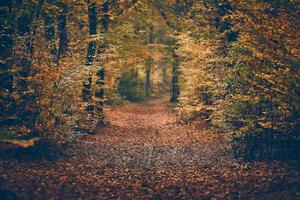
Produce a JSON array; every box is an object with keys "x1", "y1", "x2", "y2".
[
  {"x1": 82, "y1": 1, "x2": 97, "y2": 112},
  {"x1": 95, "y1": 1, "x2": 109, "y2": 128},
  {"x1": 57, "y1": 14, "x2": 68, "y2": 59},
  {"x1": 145, "y1": 57, "x2": 152, "y2": 97},
  {"x1": 85, "y1": 41, "x2": 97, "y2": 66},
  {"x1": 42, "y1": 1, "x2": 68, "y2": 64},
  {"x1": 44, "y1": 12, "x2": 58, "y2": 63},
  {"x1": 31, "y1": 0, "x2": 44, "y2": 58},
  {"x1": 85, "y1": 1, "x2": 97, "y2": 67},
  {"x1": 170, "y1": 50, "x2": 180, "y2": 102},
  {"x1": 95, "y1": 61, "x2": 105, "y2": 128},
  {"x1": 88, "y1": 1, "x2": 97, "y2": 35},
  {"x1": 145, "y1": 25, "x2": 154, "y2": 97}
]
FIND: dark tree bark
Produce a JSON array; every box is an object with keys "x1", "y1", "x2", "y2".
[
  {"x1": 57, "y1": 14, "x2": 68, "y2": 59},
  {"x1": 82, "y1": 1, "x2": 97, "y2": 107},
  {"x1": 0, "y1": 1, "x2": 14, "y2": 88},
  {"x1": 0, "y1": 1, "x2": 16, "y2": 127},
  {"x1": 85, "y1": 1, "x2": 97, "y2": 64},
  {"x1": 85, "y1": 41, "x2": 97, "y2": 66},
  {"x1": 31, "y1": 0, "x2": 45, "y2": 58},
  {"x1": 145, "y1": 58, "x2": 152, "y2": 97},
  {"x1": 44, "y1": 12, "x2": 58, "y2": 63},
  {"x1": 95, "y1": 61, "x2": 105, "y2": 128},
  {"x1": 42, "y1": 1, "x2": 69, "y2": 63},
  {"x1": 145, "y1": 25, "x2": 154, "y2": 97},
  {"x1": 170, "y1": 50, "x2": 180, "y2": 102},
  {"x1": 95, "y1": 1, "x2": 110, "y2": 128},
  {"x1": 88, "y1": 1, "x2": 97, "y2": 35},
  {"x1": 16, "y1": 3, "x2": 39, "y2": 129},
  {"x1": 82, "y1": 76, "x2": 92, "y2": 102},
  {"x1": 85, "y1": 1, "x2": 97, "y2": 68}
]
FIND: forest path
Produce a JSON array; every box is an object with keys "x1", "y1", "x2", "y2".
[
  {"x1": 85, "y1": 96, "x2": 227, "y2": 168},
  {"x1": 1, "y1": 97, "x2": 299, "y2": 199}
]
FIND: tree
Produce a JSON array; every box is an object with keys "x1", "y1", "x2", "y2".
[
  {"x1": 82, "y1": 0, "x2": 97, "y2": 107},
  {"x1": 57, "y1": 2, "x2": 69, "y2": 59},
  {"x1": 170, "y1": 47, "x2": 180, "y2": 102},
  {"x1": 145, "y1": 25, "x2": 154, "y2": 97},
  {"x1": 95, "y1": 1, "x2": 110, "y2": 128},
  {"x1": 226, "y1": 0, "x2": 300, "y2": 160},
  {"x1": 0, "y1": 0, "x2": 40, "y2": 145},
  {"x1": 43, "y1": 3, "x2": 58, "y2": 63},
  {"x1": 0, "y1": 0, "x2": 16, "y2": 130}
]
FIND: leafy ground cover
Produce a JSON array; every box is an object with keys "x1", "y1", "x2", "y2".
[{"x1": 0, "y1": 97, "x2": 299, "y2": 199}]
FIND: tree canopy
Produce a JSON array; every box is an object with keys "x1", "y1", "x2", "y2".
[{"x1": 1, "y1": 0, "x2": 299, "y2": 163}]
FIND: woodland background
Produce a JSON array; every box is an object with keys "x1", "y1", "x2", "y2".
[
  {"x1": 0, "y1": 0, "x2": 300, "y2": 198},
  {"x1": 1, "y1": 0, "x2": 299, "y2": 160}
]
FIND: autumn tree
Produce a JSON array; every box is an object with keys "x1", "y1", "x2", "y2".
[
  {"x1": 0, "y1": 1, "x2": 16, "y2": 135},
  {"x1": 145, "y1": 25, "x2": 154, "y2": 97},
  {"x1": 226, "y1": 0, "x2": 300, "y2": 160},
  {"x1": 0, "y1": 0, "x2": 41, "y2": 145},
  {"x1": 82, "y1": 0, "x2": 97, "y2": 110}
]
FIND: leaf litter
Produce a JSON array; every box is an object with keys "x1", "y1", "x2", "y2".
[{"x1": 0, "y1": 98, "x2": 299, "y2": 199}]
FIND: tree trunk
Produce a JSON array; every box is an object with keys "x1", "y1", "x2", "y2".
[
  {"x1": 170, "y1": 50, "x2": 180, "y2": 102},
  {"x1": 95, "y1": 1, "x2": 110, "y2": 128},
  {"x1": 88, "y1": 1, "x2": 97, "y2": 35},
  {"x1": 145, "y1": 25, "x2": 154, "y2": 97},
  {"x1": 57, "y1": 14, "x2": 68, "y2": 59},
  {"x1": 15, "y1": 1, "x2": 39, "y2": 131},
  {"x1": 0, "y1": 1, "x2": 16, "y2": 127},
  {"x1": 145, "y1": 57, "x2": 152, "y2": 97},
  {"x1": 85, "y1": 1, "x2": 97, "y2": 66},
  {"x1": 95, "y1": 61, "x2": 105, "y2": 128},
  {"x1": 82, "y1": 1, "x2": 97, "y2": 110},
  {"x1": 44, "y1": 12, "x2": 58, "y2": 63}
]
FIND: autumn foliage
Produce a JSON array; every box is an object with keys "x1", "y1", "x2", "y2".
[
  {"x1": 174, "y1": 0, "x2": 300, "y2": 161},
  {"x1": 1, "y1": 0, "x2": 300, "y2": 199},
  {"x1": 0, "y1": 0, "x2": 299, "y2": 161}
]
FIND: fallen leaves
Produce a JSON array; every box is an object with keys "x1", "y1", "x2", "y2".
[{"x1": 0, "y1": 98, "x2": 299, "y2": 199}]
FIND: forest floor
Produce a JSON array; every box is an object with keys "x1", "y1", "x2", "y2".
[{"x1": 1, "y1": 97, "x2": 300, "y2": 200}]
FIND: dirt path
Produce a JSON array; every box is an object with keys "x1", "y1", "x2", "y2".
[
  {"x1": 81, "y1": 97, "x2": 227, "y2": 168},
  {"x1": 1, "y1": 98, "x2": 299, "y2": 199}
]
